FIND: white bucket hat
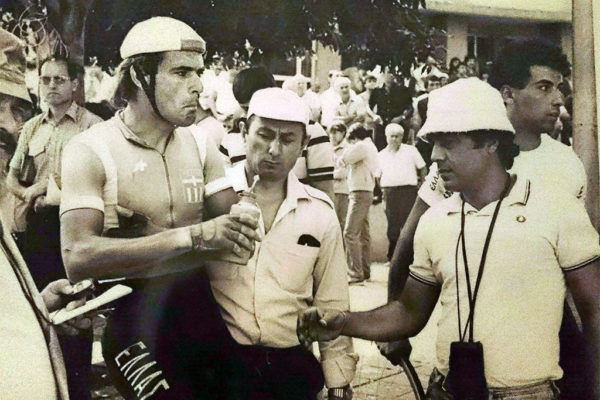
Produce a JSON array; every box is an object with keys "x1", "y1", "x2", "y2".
[{"x1": 417, "y1": 77, "x2": 514, "y2": 141}]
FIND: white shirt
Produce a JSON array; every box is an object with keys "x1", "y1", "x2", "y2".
[
  {"x1": 378, "y1": 144, "x2": 426, "y2": 187},
  {"x1": 510, "y1": 134, "x2": 586, "y2": 201},
  {"x1": 300, "y1": 90, "x2": 322, "y2": 123},
  {"x1": 220, "y1": 132, "x2": 246, "y2": 168},
  {"x1": 190, "y1": 116, "x2": 228, "y2": 148},
  {"x1": 410, "y1": 176, "x2": 600, "y2": 387},
  {"x1": 418, "y1": 135, "x2": 587, "y2": 207},
  {"x1": 320, "y1": 88, "x2": 341, "y2": 129},
  {"x1": 292, "y1": 123, "x2": 335, "y2": 184},
  {"x1": 208, "y1": 169, "x2": 358, "y2": 387},
  {"x1": 342, "y1": 138, "x2": 380, "y2": 192},
  {"x1": 333, "y1": 142, "x2": 349, "y2": 195}
]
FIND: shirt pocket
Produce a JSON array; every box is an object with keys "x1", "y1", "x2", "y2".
[
  {"x1": 28, "y1": 135, "x2": 47, "y2": 157},
  {"x1": 268, "y1": 243, "x2": 319, "y2": 295}
]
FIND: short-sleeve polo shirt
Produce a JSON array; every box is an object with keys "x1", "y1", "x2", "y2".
[{"x1": 409, "y1": 175, "x2": 600, "y2": 388}]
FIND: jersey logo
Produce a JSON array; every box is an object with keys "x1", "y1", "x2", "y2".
[
  {"x1": 181, "y1": 169, "x2": 204, "y2": 204},
  {"x1": 133, "y1": 159, "x2": 148, "y2": 173}
]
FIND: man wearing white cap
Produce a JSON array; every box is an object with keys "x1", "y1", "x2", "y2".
[
  {"x1": 209, "y1": 87, "x2": 357, "y2": 400},
  {"x1": 60, "y1": 17, "x2": 259, "y2": 399},
  {"x1": 298, "y1": 78, "x2": 600, "y2": 399},
  {"x1": 231, "y1": 66, "x2": 336, "y2": 201}
]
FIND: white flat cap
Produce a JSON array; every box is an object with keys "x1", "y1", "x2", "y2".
[
  {"x1": 417, "y1": 77, "x2": 514, "y2": 141},
  {"x1": 120, "y1": 17, "x2": 206, "y2": 59},
  {"x1": 333, "y1": 76, "x2": 351, "y2": 91},
  {"x1": 248, "y1": 87, "x2": 309, "y2": 126}
]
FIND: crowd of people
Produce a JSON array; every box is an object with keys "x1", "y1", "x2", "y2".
[{"x1": 0, "y1": 13, "x2": 598, "y2": 400}]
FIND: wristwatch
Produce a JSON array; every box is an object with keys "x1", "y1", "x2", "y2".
[
  {"x1": 328, "y1": 385, "x2": 352, "y2": 400},
  {"x1": 190, "y1": 221, "x2": 219, "y2": 252}
]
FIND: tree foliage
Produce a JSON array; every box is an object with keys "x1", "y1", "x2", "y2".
[
  {"x1": 85, "y1": 0, "x2": 430, "y2": 76},
  {"x1": 4, "y1": 0, "x2": 432, "y2": 77}
]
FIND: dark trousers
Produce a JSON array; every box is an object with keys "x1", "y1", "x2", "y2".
[
  {"x1": 24, "y1": 206, "x2": 64, "y2": 288},
  {"x1": 383, "y1": 186, "x2": 417, "y2": 261},
  {"x1": 24, "y1": 206, "x2": 92, "y2": 400},
  {"x1": 557, "y1": 300, "x2": 594, "y2": 399},
  {"x1": 235, "y1": 345, "x2": 325, "y2": 400},
  {"x1": 102, "y1": 271, "x2": 243, "y2": 400},
  {"x1": 103, "y1": 272, "x2": 324, "y2": 400},
  {"x1": 373, "y1": 124, "x2": 387, "y2": 151}
]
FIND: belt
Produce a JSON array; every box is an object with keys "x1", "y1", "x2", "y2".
[{"x1": 428, "y1": 368, "x2": 560, "y2": 400}]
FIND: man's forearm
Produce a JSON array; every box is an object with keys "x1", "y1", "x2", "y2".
[
  {"x1": 63, "y1": 226, "x2": 197, "y2": 281},
  {"x1": 342, "y1": 301, "x2": 419, "y2": 342}
]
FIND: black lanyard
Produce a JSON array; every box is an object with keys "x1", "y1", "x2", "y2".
[{"x1": 455, "y1": 178, "x2": 511, "y2": 342}]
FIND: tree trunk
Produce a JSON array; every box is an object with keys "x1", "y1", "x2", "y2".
[{"x1": 572, "y1": 0, "x2": 599, "y2": 229}]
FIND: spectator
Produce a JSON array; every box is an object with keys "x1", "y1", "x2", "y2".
[
  {"x1": 187, "y1": 88, "x2": 228, "y2": 148},
  {"x1": 7, "y1": 55, "x2": 102, "y2": 287},
  {"x1": 448, "y1": 57, "x2": 461, "y2": 77},
  {"x1": 288, "y1": 73, "x2": 321, "y2": 124},
  {"x1": 329, "y1": 122, "x2": 349, "y2": 230},
  {"x1": 369, "y1": 73, "x2": 413, "y2": 150},
  {"x1": 342, "y1": 123, "x2": 380, "y2": 284},
  {"x1": 465, "y1": 55, "x2": 480, "y2": 77},
  {"x1": 319, "y1": 69, "x2": 342, "y2": 129},
  {"x1": 377, "y1": 123, "x2": 426, "y2": 260},
  {"x1": 358, "y1": 71, "x2": 379, "y2": 106},
  {"x1": 333, "y1": 76, "x2": 370, "y2": 128},
  {"x1": 6, "y1": 55, "x2": 101, "y2": 400},
  {"x1": 0, "y1": 36, "x2": 34, "y2": 236}
]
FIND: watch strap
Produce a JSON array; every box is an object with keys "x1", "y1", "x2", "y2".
[{"x1": 190, "y1": 221, "x2": 219, "y2": 252}]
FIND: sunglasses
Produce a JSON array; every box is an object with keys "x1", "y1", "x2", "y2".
[{"x1": 40, "y1": 75, "x2": 70, "y2": 86}]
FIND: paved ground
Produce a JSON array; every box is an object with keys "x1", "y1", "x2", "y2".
[{"x1": 343, "y1": 262, "x2": 438, "y2": 400}]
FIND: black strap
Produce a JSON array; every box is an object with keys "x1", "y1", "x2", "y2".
[
  {"x1": 133, "y1": 65, "x2": 161, "y2": 118},
  {"x1": 456, "y1": 176, "x2": 511, "y2": 342}
]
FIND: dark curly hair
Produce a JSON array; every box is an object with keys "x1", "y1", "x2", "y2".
[{"x1": 489, "y1": 40, "x2": 570, "y2": 90}]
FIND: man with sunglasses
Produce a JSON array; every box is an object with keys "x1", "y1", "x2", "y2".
[
  {"x1": 5, "y1": 55, "x2": 101, "y2": 400},
  {"x1": 7, "y1": 57, "x2": 101, "y2": 278}
]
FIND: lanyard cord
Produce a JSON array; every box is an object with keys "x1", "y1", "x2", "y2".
[
  {"x1": 457, "y1": 177, "x2": 511, "y2": 342},
  {"x1": 454, "y1": 230, "x2": 463, "y2": 340}
]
